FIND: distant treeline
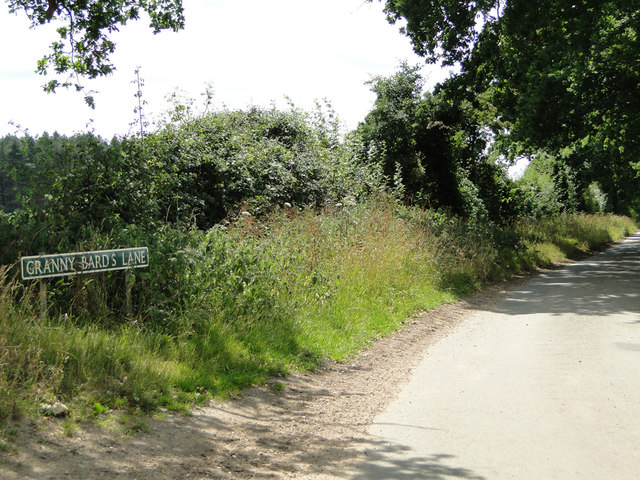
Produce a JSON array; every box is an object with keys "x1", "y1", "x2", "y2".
[{"x1": 1, "y1": 68, "x2": 634, "y2": 267}]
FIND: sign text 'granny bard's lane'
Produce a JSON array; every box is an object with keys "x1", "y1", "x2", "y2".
[{"x1": 21, "y1": 247, "x2": 148, "y2": 280}]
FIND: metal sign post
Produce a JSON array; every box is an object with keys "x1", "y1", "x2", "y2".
[{"x1": 39, "y1": 278, "x2": 47, "y2": 320}]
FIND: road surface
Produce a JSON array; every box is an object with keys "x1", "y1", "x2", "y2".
[{"x1": 352, "y1": 233, "x2": 640, "y2": 479}]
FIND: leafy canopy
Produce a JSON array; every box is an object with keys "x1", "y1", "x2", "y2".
[
  {"x1": 7, "y1": 0, "x2": 185, "y2": 106},
  {"x1": 377, "y1": 0, "x2": 640, "y2": 214},
  {"x1": 378, "y1": 0, "x2": 497, "y2": 65}
]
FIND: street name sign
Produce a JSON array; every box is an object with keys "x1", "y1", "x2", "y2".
[{"x1": 21, "y1": 247, "x2": 148, "y2": 280}]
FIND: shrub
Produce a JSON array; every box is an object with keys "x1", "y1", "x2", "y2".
[{"x1": 132, "y1": 105, "x2": 378, "y2": 228}]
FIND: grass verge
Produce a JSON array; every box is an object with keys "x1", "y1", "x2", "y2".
[{"x1": 0, "y1": 199, "x2": 636, "y2": 435}]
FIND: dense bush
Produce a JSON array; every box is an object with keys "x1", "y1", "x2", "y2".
[
  {"x1": 356, "y1": 63, "x2": 524, "y2": 221},
  {"x1": 0, "y1": 104, "x2": 381, "y2": 266},
  {"x1": 132, "y1": 105, "x2": 377, "y2": 228},
  {"x1": 1, "y1": 100, "x2": 636, "y2": 424}
]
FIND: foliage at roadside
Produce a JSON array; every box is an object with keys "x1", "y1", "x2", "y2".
[
  {"x1": 356, "y1": 62, "x2": 518, "y2": 220},
  {"x1": 2, "y1": 0, "x2": 639, "y2": 452},
  {"x1": 375, "y1": 0, "x2": 640, "y2": 216},
  {"x1": 0, "y1": 103, "x2": 378, "y2": 265},
  {"x1": 0, "y1": 94, "x2": 637, "y2": 438},
  {"x1": 0, "y1": 196, "x2": 635, "y2": 429}
]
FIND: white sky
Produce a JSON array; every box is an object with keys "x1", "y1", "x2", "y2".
[{"x1": 0, "y1": 0, "x2": 454, "y2": 139}]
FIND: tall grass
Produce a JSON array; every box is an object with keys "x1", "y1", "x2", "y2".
[
  {"x1": 0, "y1": 199, "x2": 636, "y2": 425},
  {"x1": 516, "y1": 213, "x2": 637, "y2": 264}
]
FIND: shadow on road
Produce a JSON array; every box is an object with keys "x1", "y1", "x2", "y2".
[
  {"x1": 493, "y1": 234, "x2": 640, "y2": 318},
  {"x1": 2, "y1": 373, "x2": 487, "y2": 480},
  {"x1": 349, "y1": 446, "x2": 486, "y2": 480}
]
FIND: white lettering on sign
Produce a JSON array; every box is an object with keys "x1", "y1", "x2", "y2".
[{"x1": 20, "y1": 247, "x2": 149, "y2": 280}]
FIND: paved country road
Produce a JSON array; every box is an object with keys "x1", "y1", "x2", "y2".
[{"x1": 353, "y1": 233, "x2": 640, "y2": 480}]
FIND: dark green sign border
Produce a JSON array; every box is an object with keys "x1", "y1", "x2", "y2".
[{"x1": 21, "y1": 247, "x2": 148, "y2": 280}]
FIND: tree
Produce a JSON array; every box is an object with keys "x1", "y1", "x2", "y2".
[
  {"x1": 378, "y1": 0, "x2": 496, "y2": 65},
  {"x1": 376, "y1": 0, "x2": 640, "y2": 214},
  {"x1": 357, "y1": 63, "x2": 518, "y2": 220},
  {"x1": 7, "y1": 0, "x2": 185, "y2": 106}
]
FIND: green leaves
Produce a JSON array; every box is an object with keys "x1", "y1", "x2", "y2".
[
  {"x1": 377, "y1": 0, "x2": 497, "y2": 65},
  {"x1": 357, "y1": 63, "x2": 516, "y2": 219},
  {"x1": 378, "y1": 0, "x2": 640, "y2": 215},
  {"x1": 0, "y1": 101, "x2": 378, "y2": 263},
  {"x1": 8, "y1": 0, "x2": 185, "y2": 104},
  {"x1": 135, "y1": 105, "x2": 373, "y2": 228}
]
